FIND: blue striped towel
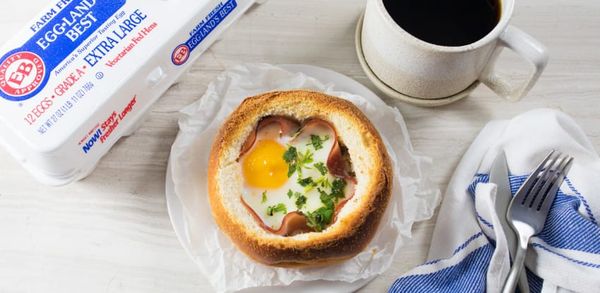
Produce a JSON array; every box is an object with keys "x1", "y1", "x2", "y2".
[{"x1": 389, "y1": 109, "x2": 600, "y2": 293}]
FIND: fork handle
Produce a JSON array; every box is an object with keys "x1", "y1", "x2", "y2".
[
  {"x1": 518, "y1": 271, "x2": 530, "y2": 293},
  {"x1": 502, "y1": 237, "x2": 530, "y2": 293}
]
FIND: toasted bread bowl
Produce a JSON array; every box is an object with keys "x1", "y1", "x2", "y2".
[{"x1": 207, "y1": 90, "x2": 392, "y2": 267}]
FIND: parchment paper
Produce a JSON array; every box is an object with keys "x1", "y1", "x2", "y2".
[{"x1": 169, "y1": 63, "x2": 440, "y2": 292}]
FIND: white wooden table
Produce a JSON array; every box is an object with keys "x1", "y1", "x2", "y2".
[{"x1": 1, "y1": 0, "x2": 599, "y2": 292}]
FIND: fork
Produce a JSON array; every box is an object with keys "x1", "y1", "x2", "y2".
[{"x1": 501, "y1": 150, "x2": 574, "y2": 293}]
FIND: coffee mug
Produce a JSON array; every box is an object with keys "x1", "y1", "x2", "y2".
[{"x1": 361, "y1": 0, "x2": 548, "y2": 101}]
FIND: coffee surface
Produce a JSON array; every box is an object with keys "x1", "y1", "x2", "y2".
[{"x1": 383, "y1": 0, "x2": 500, "y2": 47}]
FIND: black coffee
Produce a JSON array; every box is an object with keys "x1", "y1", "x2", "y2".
[{"x1": 383, "y1": 0, "x2": 501, "y2": 47}]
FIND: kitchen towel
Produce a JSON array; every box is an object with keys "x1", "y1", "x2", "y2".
[{"x1": 390, "y1": 109, "x2": 600, "y2": 293}]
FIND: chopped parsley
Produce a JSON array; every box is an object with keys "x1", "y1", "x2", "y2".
[
  {"x1": 298, "y1": 163, "x2": 331, "y2": 192},
  {"x1": 306, "y1": 203, "x2": 334, "y2": 232},
  {"x1": 295, "y1": 195, "x2": 307, "y2": 209},
  {"x1": 287, "y1": 189, "x2": 303, "y2": 199},
  {"x1": 286, "y1": 189, "x2": 308, "y2": 210},
  {"x1": 283, "y1": 146, "x2": 298, "y2": 163},
  {"x1": 316, "y1": 176, "x2": 332, "y2": 188},
  {"x1": 266, "y1": 203, "x2": 287, "y2": 216},
  {"x1": 283, "y1": 146, "x2": 298, "y2": 177},
  {"x1": 301, "y1": 163, "x2": 330, "y2": 192},
  {"x1": 297, "y1": 177, "x2": 314, "y2": 187},
  {"x1": 283, "y1": 146, "x2": 314, "y2": 177},
  {"x1": 307, "y1": 134, "x2": 329, "y2": 150},
  {"x1": 330, "y1": 178, "x2": 347, "y2": 200},
  {"x1": 304, "y1": 175, "x2": 331, "y2": 193},
  {"x1": 318, "y1": 188, "x2": 333, "y2": 206},
  {"x1": 316, "y1": 179, "x2": 346, "y2": 205},
  {"x1": 298, "y1": 149, "x2": 314, "y2": 169},
  {"x1": 261, "y1": 191, "x2": 267, "y2": 203},
  {"x1": 314, "y1": 162, "x2": 328, "y2": 175},
  {"x1": 305, "y1": 178, "x2": 348, "y2": 231}
]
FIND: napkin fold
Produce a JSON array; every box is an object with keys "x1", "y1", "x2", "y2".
[{"x1": 390, "y1": 109, "x2": 600, "y2": 293}]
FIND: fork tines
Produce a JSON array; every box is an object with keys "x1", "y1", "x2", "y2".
[{"x1": 515, "y1": 150, "x2": 574, "y2": 211}]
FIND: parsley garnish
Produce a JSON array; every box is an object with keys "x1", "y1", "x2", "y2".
[
  {"x1": 299, "y1": 149, "x2": 314, "y2": 169},
  {"x1": 306, "y1": 203, "x2": 334, "y2": 232},
  {"x1": 283, "y1": 146, "x2": 297, "y2": 163},
  {"x1": 316, "y1": 179, "x2": 346, "y2": 205},
  {"x1": 318, "y1": 188, "x2": 334, "y2": 206},
  {"x1": 303, "y1": 178, "x2": 349, "y2": 231},
  {"x1": 331, "y1": 178, "x2": 347, "y2": 200},
  {"x1": 298, "y1": 177, "x2": 314, "y2": 187},
  {"x1": 304, "y1": 175, "x2": 330, "y2": 193},
  {"x1": 283, "y1": 146, "x2": 298, "y2": 177},
  {"x1": 316, "y1": 176, "x2": 332, "y2": 188},
  {"x1": 261, "y1": 191, "x2": 267, "y2": 203},
  {"x1": 287, "y1": 189, "x2": 306, "y2": 209},
  {"x1": 287, "y1": 189, "x2": 303, "y2": 199},
  {"x1": 295, "y1": 195, "x2": 307, "y2": 209},
  {"x1": 307, "y1": 134, "x2": 329, "y2": 150},
  {"x1": 314, "y1": 162, "x2": 328, "y2": 175},
  {"x1": 266, "y1": 203, "x2": 287, "y2": 216},
  {"x1": 283, "y1": 146, "x2": 314, "y2": 177}
]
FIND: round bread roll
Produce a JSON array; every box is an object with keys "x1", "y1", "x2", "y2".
[{"x1": 208, "y1": 90, "x2": 392, "y2": 267}]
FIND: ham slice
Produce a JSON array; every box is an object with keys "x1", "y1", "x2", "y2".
[
  {"x1": 239, "y1": 116, "x2": 300, "y2": 159},
  {"x1": 298, "y1": 118, "x2": 356, "y2": 183},
  {"x1": 241, "y1": 197, "x2": 312, "y2": 236}
]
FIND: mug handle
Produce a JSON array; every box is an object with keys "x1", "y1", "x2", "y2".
[{"x1": 480, "y1": 26, "x2": 549, "y2": 102}]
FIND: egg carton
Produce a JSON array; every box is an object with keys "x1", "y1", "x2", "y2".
[{"x1": 0, "y1": 0, "x2": 262, "y2": 185}]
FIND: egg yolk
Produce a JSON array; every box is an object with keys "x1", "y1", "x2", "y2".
[{"x1": 242, "y1": 139, "x2": 288, "y2": 188}]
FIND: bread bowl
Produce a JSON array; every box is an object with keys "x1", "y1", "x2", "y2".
[{"x1": 207, "y1": 90, "x2": 392, "y2": 267}]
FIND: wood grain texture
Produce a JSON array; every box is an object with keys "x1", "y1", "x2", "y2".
[{"x1": 1, "y1": 0, "x2": 599, "y2": 292}]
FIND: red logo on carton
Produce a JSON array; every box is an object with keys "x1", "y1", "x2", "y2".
[
  {"x1": 0, "y1": 51, "x2": 45, "y2": 97},
  {"x1": 171, "y1": 44, "x2": 190, "y2": 66}
]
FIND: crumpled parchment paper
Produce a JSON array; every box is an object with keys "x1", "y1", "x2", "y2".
[{"x1": 169, "y1": 63, "x2": 440, "y2": 292}]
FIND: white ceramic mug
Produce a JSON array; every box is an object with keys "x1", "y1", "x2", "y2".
[{"x1": 361, "y1": 0, "x2": 548, "y2": 101}]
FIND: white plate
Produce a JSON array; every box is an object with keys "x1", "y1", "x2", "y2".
[{"x1": 165, "y1": 64, "x2": 390, "y2": 292}]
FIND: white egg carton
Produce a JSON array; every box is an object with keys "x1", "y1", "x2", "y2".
[{"x1": 0, "y1": 0, "x2": 260, "y2": 185}]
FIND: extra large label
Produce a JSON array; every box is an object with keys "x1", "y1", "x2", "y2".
[{"x1": 0, "y1": 0, "x2": 126, "y2": 102}]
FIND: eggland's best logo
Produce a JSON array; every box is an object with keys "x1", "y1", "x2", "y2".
[
  {"x1": 0, "y1": 51, "x2": 45, "y2": 100},
  {"x1": 171, "y1": 44, "x2": 190, "y2": 66}
]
